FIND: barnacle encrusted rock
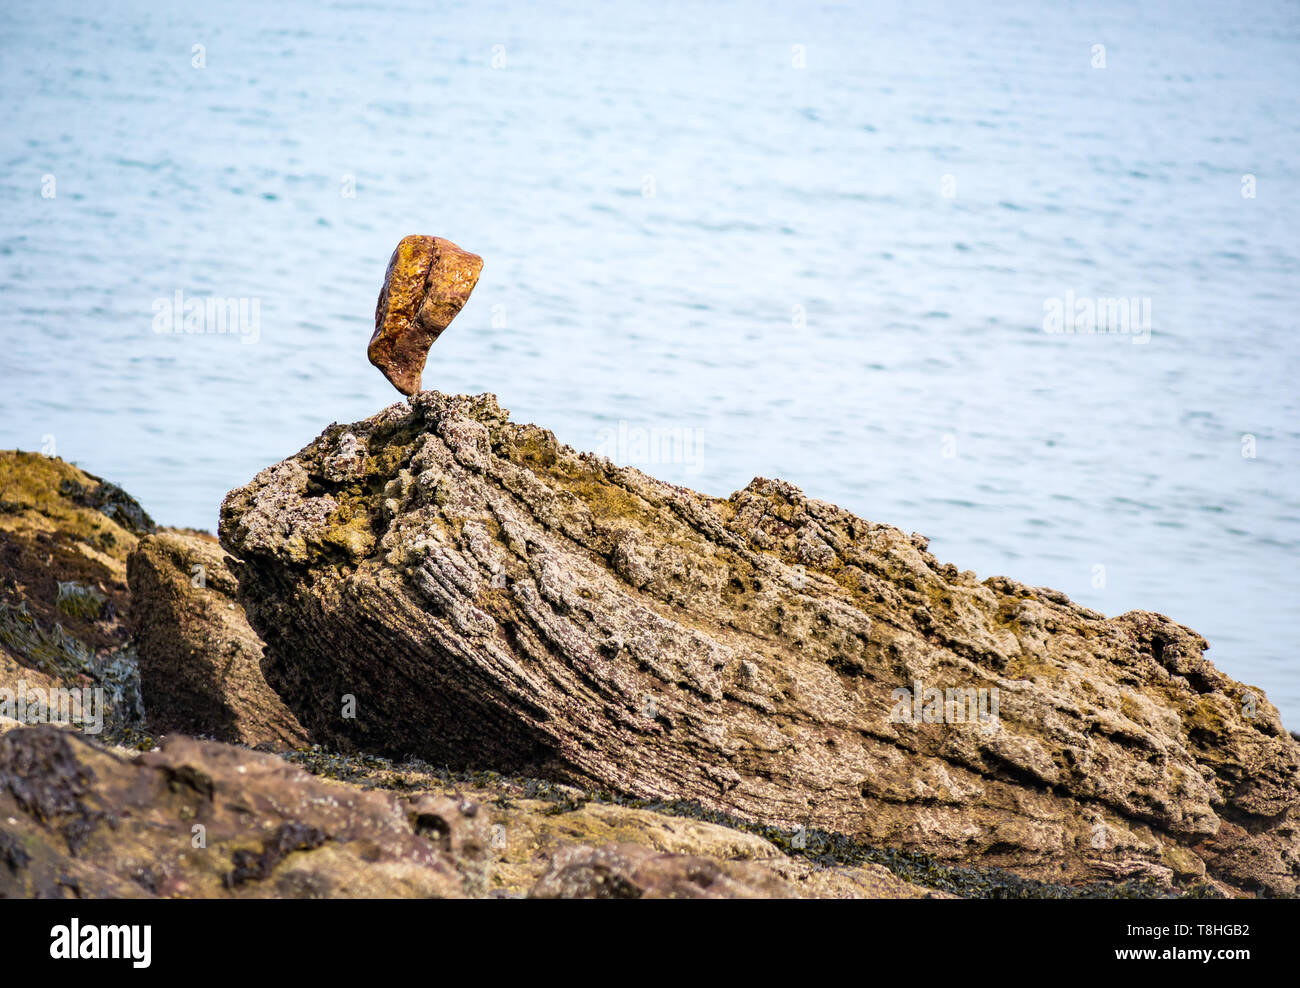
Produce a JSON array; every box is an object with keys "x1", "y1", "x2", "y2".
[
  {"x1": 218, "y1": 392, "x2": 1300, "y2": 897},
  {"x1": 368, "y1": 235, "x2": 483, "y2": 396}
]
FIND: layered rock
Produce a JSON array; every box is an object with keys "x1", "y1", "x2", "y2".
[
  {"x1": 127, "y1": 531, "x2": 307, "y2": 748},
  {"x1": 218, "y1": 392, "x2": 1300, "y2": 897}
]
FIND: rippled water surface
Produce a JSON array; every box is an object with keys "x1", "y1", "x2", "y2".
[{"x1": 2, "y1": 0, "x2": 1298, "y2": 723}]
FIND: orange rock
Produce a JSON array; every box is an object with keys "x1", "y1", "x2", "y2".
[{"x1": 369, "y1": 235, "x2": 483, "y2": 395}]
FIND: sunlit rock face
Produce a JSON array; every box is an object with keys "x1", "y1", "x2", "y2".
[{"x1": 219, "y1": 392, "x2": 1300, "y2": 898}]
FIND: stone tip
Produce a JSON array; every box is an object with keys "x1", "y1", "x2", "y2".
[{"x1": 369, "y1": 235, "x2": 483, "y2": 396}]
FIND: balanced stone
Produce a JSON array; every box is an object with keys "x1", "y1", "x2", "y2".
[{"x1": 368, "y1": 235, "x2": 483, "y2": 395}]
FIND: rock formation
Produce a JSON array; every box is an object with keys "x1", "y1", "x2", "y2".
[
  {"x1": 0, "y1": 719, "x2": 954, "y2": 898},
  {"x1": 127, "y1": 531, "x2": 307, "y2": 748},
  {"x1": 368, "y1": 235, "x2": 483, "y2": 395},
  {"x1": 218, "y1": 391, "x2": 1300, "y2": 897},
  {"x1": 0, "y1": 450, "x2": 150, "y2": 667},
  {"x1": 0, "y1": 724, "x2": 487, "y2": 898},
  {"x1": 528, "y1": 843, "x2": 808, "y2": 899},
  {"x1": 2, "y1": 446, "x2": 972, "y2": 898},
  {"x1": 0, "y1": 451, "x2": 146, "y2": 731},
  {"x1": 5, "y1": 415, "x2": 1297, "y2": 898}
]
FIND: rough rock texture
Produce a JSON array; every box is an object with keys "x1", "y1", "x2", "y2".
[
  {"x1": 368, "y1": 235, "x2": 483, "y2": 396},
  {"x1": 524, "y1": 840, "x2": 943, "y2": 899},
  {"x1": 127, "y1": 531, "x2": 307, "y2": 748},
  {"x1": 0, "y1": 724, "x2": 941, "y2": 899},
  {"x1": 276, "y1": 753, "x2": 947, "y2": 897},
  {"x1": 0, "y1": 451, "x2": 149, "y2": 670},
  {"x1": 0, "y1": 452, "x2": 147, "y2": 732},
  {"x1": 219, "y1": 392, "x2": 1300, "y2": 897},
  {"x1": 500, "y1": 805, "x2": 941, "y2": 898},
  {"x1": 0, "y1": 645, "x2": 63, "y2": 703},
  {"x1": 529, "y1": 843, "x2": 795, "y2": 899},
  {"x1": 0, "y1": 725, "x2": 488, "y2": 898}
]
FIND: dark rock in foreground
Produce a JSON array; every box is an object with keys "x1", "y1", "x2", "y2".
[
  {"x1": 0, "y1": 722, "x2": 947, "y2": 898},
  {"x1": 0, "y1": 724, "x2": 487, "y2": 898},
  {"x1": 218, "y1": 392, "x2": 1300, "y2": 897}
]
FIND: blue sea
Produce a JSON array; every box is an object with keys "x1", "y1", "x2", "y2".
[{"x1": 2, "y1": 0, "x2": 1298, "y2": 725}]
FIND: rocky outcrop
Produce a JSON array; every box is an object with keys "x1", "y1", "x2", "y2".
[
  {"x1": 0, "y1": 451, "x2": 145, "y2": 733},
  {"x1": 528, "y1": 843, "x2": 799, "y2": 899},
  {"x1": 0, "y1": 452, "x2": 305, "y2": 746},
  {"x1": 127, "y1": 532, "x2": 307, "y2": 748},
  {"x1": 300, "y1": 759, "x2": 949, "y2": 898},
  {"x1": 0, "y1": 451, "x2": 149, "y2": 672},
  {"x1": 219, "y1": 392, "x2": 1300, "y2": 897},
  {"x1": 0, "y1": 723, "x2": 947, "y2": 899},
  {"x1": 523, "y1": 839, "x2": 944, "y2": 899}
]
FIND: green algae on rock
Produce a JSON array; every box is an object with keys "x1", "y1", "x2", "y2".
[
  {"x1": 368, "y1": 235, "x2": 483, "y2": 396},
  {"x1": 218, "y1": 391, "x2": 1300, "y2": 898},
  {"x1": 0, "y1": 451, "x2": 147, "y2": 735},
  {"x1": 0, "y1": 451, "x2": 147, "y2": 659}
]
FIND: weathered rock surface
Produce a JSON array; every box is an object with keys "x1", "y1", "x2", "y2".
[
  {"x1": 0, "y1": 451, "x2": 149, "y2": 671},
  {"x1": 278, "y1": 753, "x2": 948, "y2": 897},
  {"x1": 127, "y1": 531, "x2": 307, "y2": 748},
  {"x1": 528, "y1": 842, "x2": 795, "y2": 899},
  {"x1": 0, "y1": 723, "x2": 944, "y2": 899},
  {"x1": 524, "y1": 840, "x2": 942, "y2": 899},
  {"x1": 0, "y1": 645, "x2": 63, "y2": 703},
  {"x1": 0, "y1": 452, "x2": 146, "y2": 732},
  {"x1": 219, "y1": 392, "x2": 1300, "y2": 897},
  {"x1": 0, "y1": 724, "x2": 488, "y2": 898},
  {"x1": 368, "y1": 235, "x2": 483, "y2": 396}
]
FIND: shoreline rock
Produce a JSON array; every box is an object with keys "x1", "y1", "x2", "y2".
[
  {"x1": 0, "y1": 724, "x2": 485, "y2": 898},
  {"x1": 3, "y1": 408, "x2": 1296, "y2": 899},
  {"x1": 218, "y1": 391, "x2": 1300, "y2": 897},
  {"x1": 127, "y1": 531, "x2": 307, "y2": 749},
  {"x1": 0, "y1": 721, "x2": 1190, "y2": 899},
  {"x1": 0, "y1": 451, "x2": 147, "y2": 665},
  {"x1": 0, "y1": 451, "x2": 145, "y2": 734}
]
